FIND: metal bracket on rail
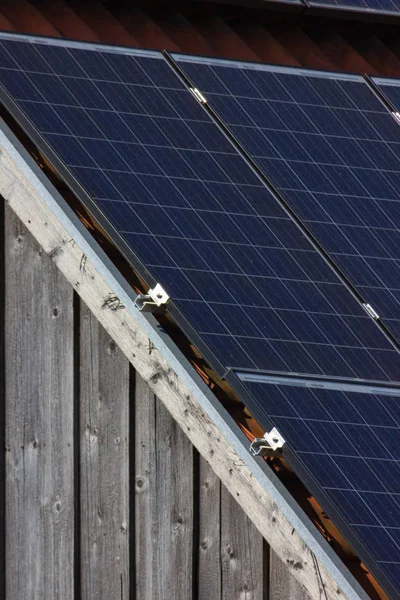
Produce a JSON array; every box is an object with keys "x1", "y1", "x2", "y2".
[
  {"x1": 363, "y1": 303, "x2": 379, "y2": 320},
  {"x1": 250, "y1": 427, "x2": 286, "y2": 457},
  {"x1": 190, "y1": 87, "x2": 207, "y2": 104},
  {"x1": 135, "y1": 283, "x2": 170, "y2": 313}
]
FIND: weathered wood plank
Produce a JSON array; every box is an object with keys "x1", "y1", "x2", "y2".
[
  {"x1": 135, "y1": 374, "x2": 156, "y2": 599},
  {"x1": 270, "y1": 550, "x2": 310, "y2": 600},
  {"x1": 221, "y1": 484, "x2": 264, "y2": 600},
  {"x1": 0, "y1": 182, "x2": 5, "y2": 600},
  {"x1": 4, "y1": 205, "x2": 74, "y2": 599},
  {"x1": 0, "y1": 128, "x2": 367, "y2": 600},
  {"x1": 80, "y1": 302, "x2": 130, "y2": 600},
  {"x1": 135, "y1": 375, "x2": 193, "y2": 599},
  {"x1": 198, "y1": 455, "x2": 222, "y2": 600}
]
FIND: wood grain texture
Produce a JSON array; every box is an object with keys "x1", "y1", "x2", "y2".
[
  {"x1": 221, "y1": 484, "x2": 264, "y2": 600},
  {"x1": 80, "y1": 302, "x2": 130, "y2": 600},
  {"x1": 0, "y1": 134, "x2": 359, "y2": 600},
  {"x1": 4, "y1": 205, "x2": 74, "y2": 599},
  {"x1": 198, "y1": 455, "x2": 222, "y2": 600},
  {"x1": 270, "y1": 550, "x2": 310, "y2": 600},
  {"x1": 135, "y1": 374, "x2": 193, "y2": 600}
]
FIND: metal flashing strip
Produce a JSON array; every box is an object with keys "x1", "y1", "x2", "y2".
[{"x1": 0, "y1": 116, "x2": 371, "y2": 600}]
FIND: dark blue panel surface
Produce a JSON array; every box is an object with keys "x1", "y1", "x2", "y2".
[
  {"x1": 2, "y1": 36, "x2": 400, "y2": 382},
  {"x1": 243, "y1": 377, "x2": 400, "y2": 593},
  {"x1": 175, "y1": 56, "x2": 400, "y2": 345},
  {"x1": 308, "y1": 0, "x2": 400, "y2": 15}
]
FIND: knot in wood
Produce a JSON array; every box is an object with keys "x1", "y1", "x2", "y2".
[
  {"x1": 108, "y1": 341, "x2": 117, "y2": 354},
  {"x1": 150, "y1": 371, "x2": 162, "y2": 384},
  {"x1": 136, "y1": 477, "x2": 145, "y2": 490}
]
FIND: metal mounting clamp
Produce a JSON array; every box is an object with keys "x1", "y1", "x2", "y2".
[
  {"x1": 363, "y1": 303, "x2": 379, "y2": 320},
  {"x1": 392, "y1": 111, "x2": 400, "y2": 125},
  {"x1": 250, "y1": 427, "x2": 286, "y2": 457},
  {"x1": 190, "y1": 87, "x2": 207, "y2": 104},
  {"x1": 135, "y1": 283, "x2": 170, "y2": 313}
]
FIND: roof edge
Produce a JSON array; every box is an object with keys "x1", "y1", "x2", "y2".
[{"x1": 0, "y1": 117, "x2": 371, "y2": 600}]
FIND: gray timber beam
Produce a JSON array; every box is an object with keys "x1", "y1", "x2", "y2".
[{"x1": 0, "y1": 119, "x2": 370, "y2": 600}]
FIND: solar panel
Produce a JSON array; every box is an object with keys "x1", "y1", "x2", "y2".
[
  {"x1": 237, "y1": 373, "x2": 400, "y2": 594},
  {"x1": 1, "y1": 35, "x2": 400, "y2": 384},
  {"x1": 307, "y1": 0, "x2": 400, "y2": 16},
  {"x1": 173, "y1": 55, "x2": 400, "y2": 348}
]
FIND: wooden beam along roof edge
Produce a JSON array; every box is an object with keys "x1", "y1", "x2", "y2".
[{"x1": 0, "y1": 117, "x2": 371, "y2": 600}]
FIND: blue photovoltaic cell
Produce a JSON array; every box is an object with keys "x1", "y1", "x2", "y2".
[
  {"x1": 308, "y1": 0, "x2": 400, "y2": 14},
  {"x1": 2, "y1": 36, "x2": 400, "y2": 382},
  {"x1": 243, "y1": 378, "x2": 400, "y2": 592},
  {"x1": 174, "y1": 56, "x2": 400, "y2": 346}
]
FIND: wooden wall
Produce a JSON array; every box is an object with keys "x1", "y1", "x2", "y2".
[{"x1": 0, "y1": 201, "x2": 308, "y2": 599}]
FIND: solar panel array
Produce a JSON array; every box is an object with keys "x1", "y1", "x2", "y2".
[
  {"x1": 2, "y1": 38, "x2": 400, "y2": 382},
  {"x1": 174, "y1": 56, "x2": 400, "y2": 347},
  {"x1": 1, "y1": 34, "x2": 400, "y2": 597},
  {"x1": 308, "y1": 0, "x2": 400, "y2": 15}
]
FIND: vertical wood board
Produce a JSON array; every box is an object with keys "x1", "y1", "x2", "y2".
[
  {"x1": 221, "y1": 484, "x2": 264, "y2": 600},
  {"x1": 135, "y1": 374, "x2": 194, "y2": 600},
  {"x1": 270, "y1": 550, "x2": 310, "y2": 600},
  {"x1": 80, "y1": 303, "x2": 130, "y2": 600},
  {"x1": 198, "y1": 456, "x2": 222, "y2": 600},
  {"x1": 4, "y1": 205, "x2": 75, "y2": 599}
]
